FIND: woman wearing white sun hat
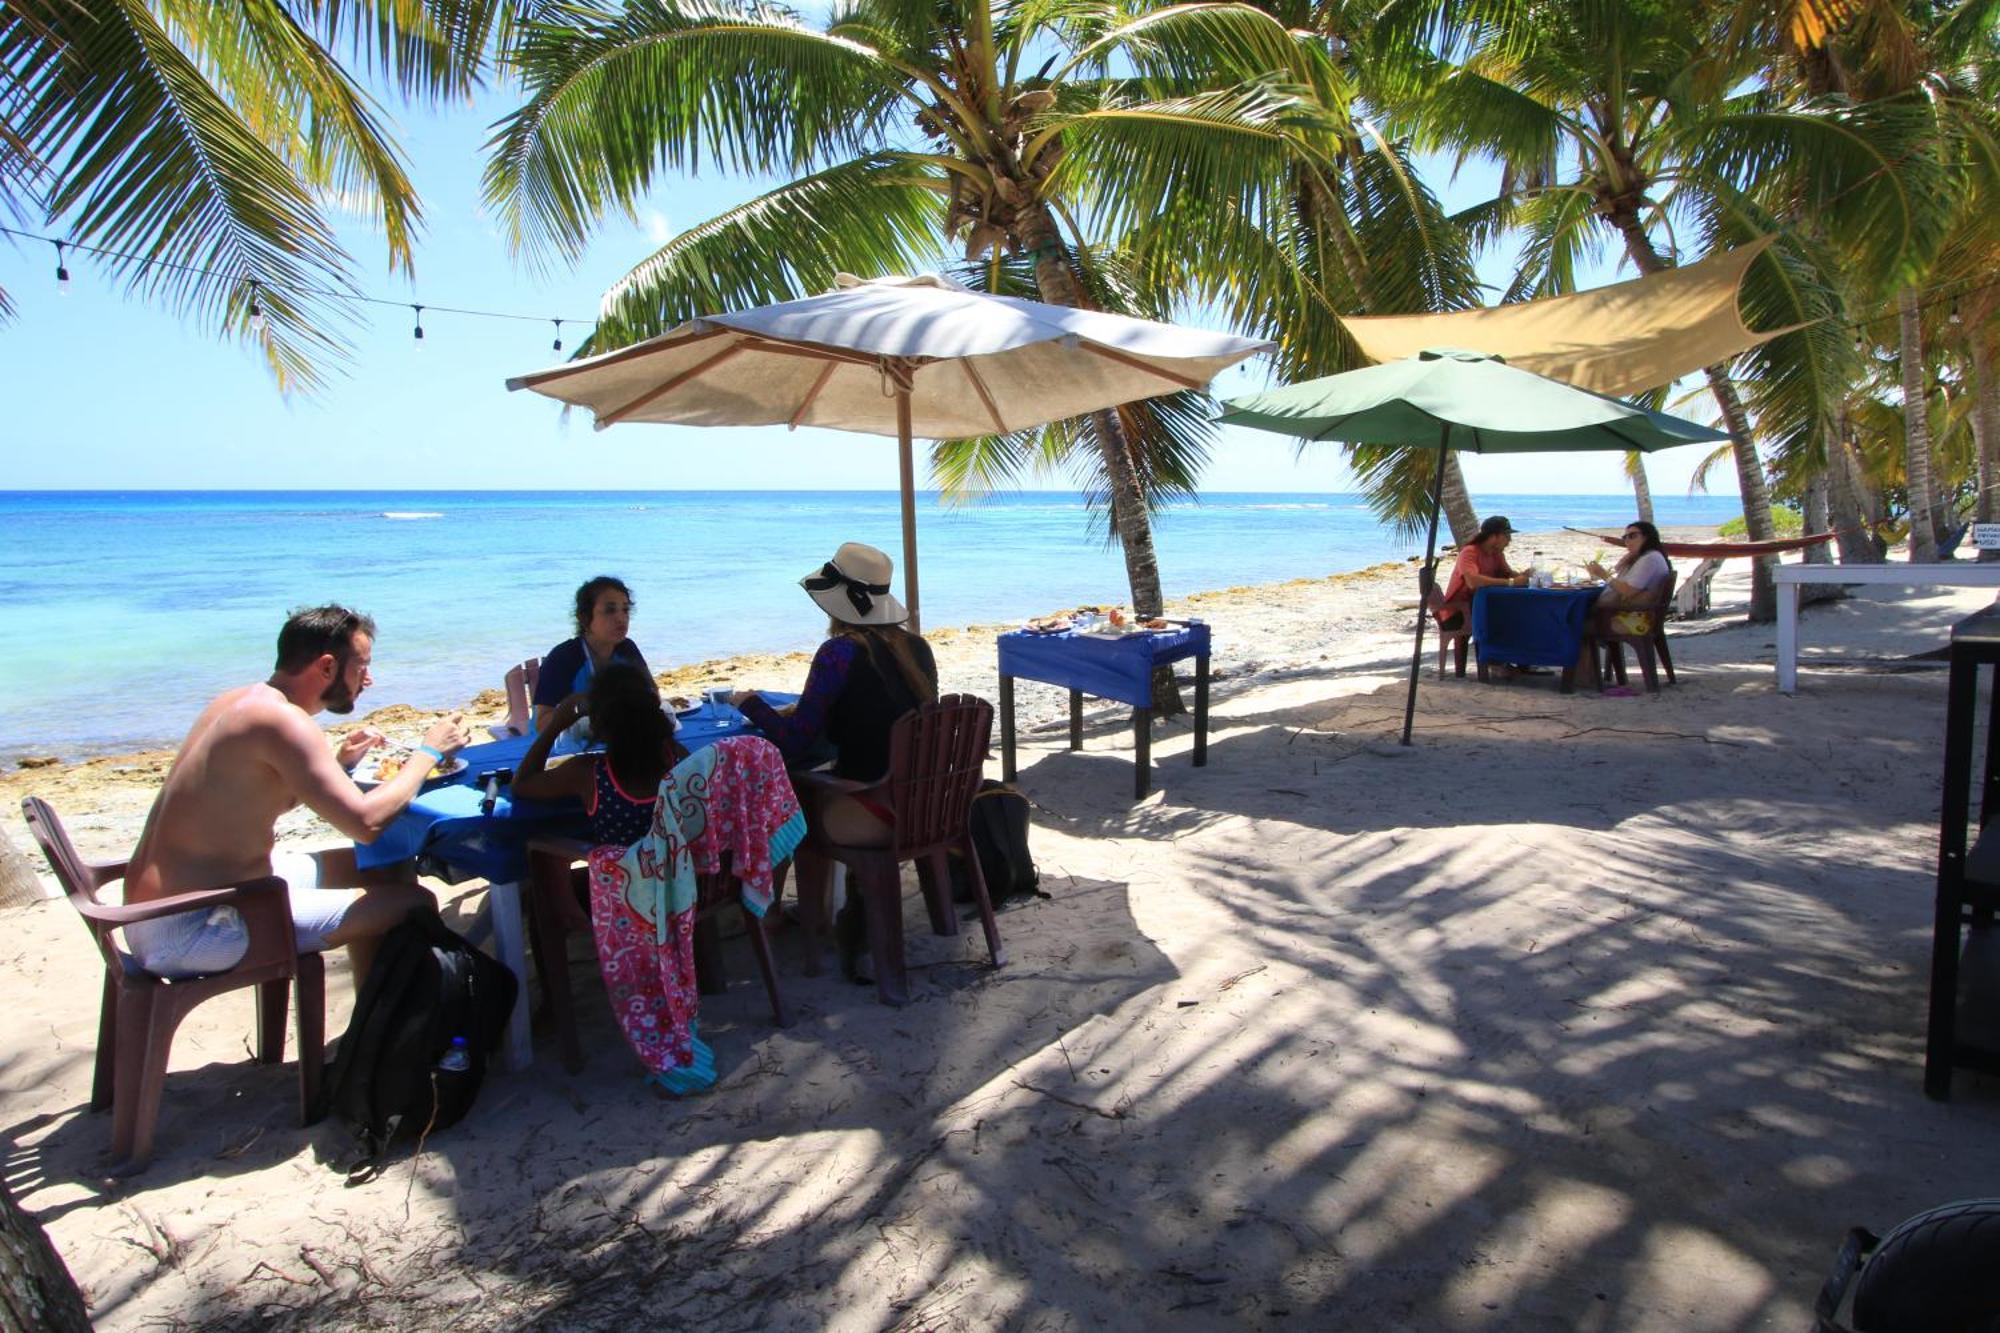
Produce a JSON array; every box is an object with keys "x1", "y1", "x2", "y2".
[
  {"x1": 736, "y1": 542, "x2": 939, "y2": 972},
  {"x1": 735, "y1": 542, "x2": 937, "y2": 831}
]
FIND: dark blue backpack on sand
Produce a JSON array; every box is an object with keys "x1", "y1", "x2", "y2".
[
  {"x1": 320, "y1": 908, "x2": 516, "y2": 1183},
  {"x1": 951, "y1": 780, "x2": 1043, "y2": 905}
]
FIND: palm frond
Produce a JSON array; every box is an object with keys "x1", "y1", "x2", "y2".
[
  {"x1": 163, "y1": 0, "x2": 424, "y2": 268},
  {"x1": 1059, "y1": 4, "x2": 1332, "y2": 94},
  {"x1": 485, "y1": 0, "x2": 907, "y2": 268},
  {"x1": 1501, "y1": 186, "x2": 1601, "y2": 300},
  {"x1": 1676, "y1": 97, "x2": 1948, "y2": 287},
  {"x1": 593, "y1": 152, "x2": 950, "y2": 346},
  {"x1": 9, "y1": 0, "x2": 364, "y2": 389},
  {"x1": 1048, "y1": 78, "x2": 1343, "y2": 252},
  {"x1": 1343, "y1": 441, "x2": 1447, "y2": 540},
  {"x1": 298, "y1": 0, "x2": 501, "y2": 102},
  {"x1": 1687, "y1": 441, "x2": 1736, "y2": 494}
]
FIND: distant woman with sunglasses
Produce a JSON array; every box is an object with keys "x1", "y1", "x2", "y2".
[
  {"x1": 532, "y1": 576, "x2": 652, "y2": 736},
  {"x1": 1586, "y1": 521, "x2": 1673, "y2": 610}
]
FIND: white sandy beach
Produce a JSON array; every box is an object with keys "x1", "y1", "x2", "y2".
[{"x1": 6, "y1": 527, "x2": 2000, "y2": 1331}]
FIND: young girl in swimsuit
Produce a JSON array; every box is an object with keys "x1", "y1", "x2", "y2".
[{"x1": 513, "y1": 661, "x2": 686, "y2": 845}]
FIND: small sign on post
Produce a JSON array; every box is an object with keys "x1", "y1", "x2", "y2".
[{"x1": 1974, "y1": 524, "x2": 2000, "y2": 551}]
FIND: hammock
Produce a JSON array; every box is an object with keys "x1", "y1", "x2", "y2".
[{"x1": 1563, "y1": 527, "x2": 1838, "y2": 559}]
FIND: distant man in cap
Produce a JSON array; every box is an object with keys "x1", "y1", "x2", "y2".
[
  {"x1": 124, "y1": 605, "x2": 469, "y2": 991},
  {"x1": 1436, "y1": 514, "x2": 1530, "y2": 631}
]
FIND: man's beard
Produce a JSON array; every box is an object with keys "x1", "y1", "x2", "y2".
[{"x1": 323, "y1": 668, "x2": 359, "y2": 714}]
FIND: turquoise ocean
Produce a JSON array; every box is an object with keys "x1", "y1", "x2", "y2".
[{"x1": 0, "y1": 489, "x2": 1740, "y2": 762}]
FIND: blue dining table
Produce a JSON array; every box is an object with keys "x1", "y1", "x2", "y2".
[
  {"x1": 353, "y1": 695, "x2": 781, "y2": 1070},
  {"x1": 1472, "y1": 586, "x2": 1604, "y2": 692},
  {"x1": 996, "y1": 621, "x2": 1210, "y2": 799}
]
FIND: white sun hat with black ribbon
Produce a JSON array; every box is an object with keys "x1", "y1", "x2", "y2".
[{"x1": 801, "y1": 542, "x2": 906, "y2": 626}]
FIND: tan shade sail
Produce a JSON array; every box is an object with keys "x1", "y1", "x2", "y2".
[{"x1": 1339, "y1": 237, "x2": 1793, "y2": 396}]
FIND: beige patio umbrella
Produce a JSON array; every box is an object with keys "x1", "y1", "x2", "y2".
[{"x1": 508, "y1": 273, "x2": 1270, "y2": 630}]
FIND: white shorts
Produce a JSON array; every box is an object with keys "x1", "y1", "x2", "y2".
[{"x1": 123, "y1": 851, "x2": 360, "y2": 979}]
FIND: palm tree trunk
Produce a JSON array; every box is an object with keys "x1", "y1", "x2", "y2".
[
  {"x1": 1827, "y1": 410, "x2": 1883, "y2": 564},
  {"x1": 1702, "y1": 365, "x2": 1782, "y2": 620},
  {"x1": 1899, "y1": 286, "x2": 1941, "y2": 562},
  {"x1": 0, "y1": 1179, "x2": 90, "y2": 1333},
  {"x1": 1020, "y1": 207, "x2": 1181, "y2": 711},
  {"x1": 1606, "y1": 214, "x2": 1779, "y2": 618},
  {"x1": 1802, "y1": 473, "x2": 1834, "y2": 564},
  {"x1": 1627, "y1": 451, "x2": 1656, "y2": 523},
  {"x1": 1972, "y1": 326, "x2": 2000, "y2": 562},
  {"x1": 0, "y1": 829, "x2": 45, "y2": 909},
  {"x1": 1090, "y1": 413, "x2": 1167, "y2": 619},
  {"x1": 1439, "y1": 453, "x2": 1479, "y2": 545}
]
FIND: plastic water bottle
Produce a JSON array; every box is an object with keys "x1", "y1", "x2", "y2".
[{"x1": 437, "y1": 1036, "x2": 470, "y2": 1072}]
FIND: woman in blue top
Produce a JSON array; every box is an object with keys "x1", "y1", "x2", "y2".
[{"x1": 532, "y1": 576, "x2": 651, "y2": 736}]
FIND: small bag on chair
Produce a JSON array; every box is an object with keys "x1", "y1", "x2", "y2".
[
  {"x1": 951, "y1": 780, "x2": 1044, "y2": 905},
  {"x1": 320, "y1": 908, "x2": 517, "y2": 1181}
]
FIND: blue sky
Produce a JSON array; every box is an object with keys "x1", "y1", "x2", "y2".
[{"x1": 0, "y1": 83, "x2": 1740, "y2": 503}]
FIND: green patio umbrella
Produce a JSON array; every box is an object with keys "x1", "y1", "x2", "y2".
[{"x1": 1217, "y1": 349, "x2": 1729, "y2": 745}]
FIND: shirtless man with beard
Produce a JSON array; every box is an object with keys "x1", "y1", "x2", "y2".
[{"x1": 125, "y1": 605, "x2": 470, "y2": 990}]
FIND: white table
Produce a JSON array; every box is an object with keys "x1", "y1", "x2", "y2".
[{"x1": 1774, "y1": 562, "x2": 2000, "y2": 693}]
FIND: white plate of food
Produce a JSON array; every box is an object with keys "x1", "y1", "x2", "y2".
[
  {"x1": 1081, "y1": 616, "x2": 1173, "y2": 637},
  {"x1": 354, "y1": 750, "x2": 468, "y2": 789}
]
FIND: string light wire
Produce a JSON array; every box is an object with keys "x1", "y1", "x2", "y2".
[
  {"x1": 1, "y1": 223, "x2": 596, "y2": 339},
  {"x1": 3, "y1": 222, "x2": 1994, "y2": 350}
]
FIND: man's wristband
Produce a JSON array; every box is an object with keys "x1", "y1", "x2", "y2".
[{"x1": 417, "y1": 744, "x2": 445, "y2": 765}]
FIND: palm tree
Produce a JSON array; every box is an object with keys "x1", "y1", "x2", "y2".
[
  {"x1": 1735, "y1": 0, "x2": 2000, "y2": 560},
  {"x1": 0, "y1": 0, "x2": 505, "y2": 389},
  {"x1": 1113, "y1": 0, "x2": 1492, "y2": 539},
  {"x1": 1374, "y1": 0, "x2": 1926, "y2": 618},
  {"x1": 485, "y1": 0, "x2": 1429, "y2": 625}
]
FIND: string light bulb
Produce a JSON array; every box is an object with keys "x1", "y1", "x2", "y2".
[
  {"x1": 247, "y1": 279, "x2": 265, "y2": 334},
  {"x1": 54, "y1": 240, "x2": 69, "y2": 293},
  {"x1": 551, "y1": 319, "x2": 564, "y2": 353},
  {"x1": 412, "y1": 304, "x2": 425, "y2": 343}
]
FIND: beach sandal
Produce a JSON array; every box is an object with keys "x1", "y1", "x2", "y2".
[{"x1": 645, "y1": 1048, "x2": 719, "y2": 1097}]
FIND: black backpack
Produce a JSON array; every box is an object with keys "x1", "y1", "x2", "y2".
[
  {"x1": 320, "y1": 908, "x2": 517, "y2": 1182},
  {"x1": 952, "y1": 780, "x2": 1044, "y2": 905}
]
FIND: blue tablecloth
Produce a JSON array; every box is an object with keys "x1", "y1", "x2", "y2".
[
  {"x1": 354, "y1": 697, "x2": 777, "y2": 881},
  {"x1": 997, "y1": 622, "x2": 1212, "y2": 707},
  {"x1": 1472, "y1": 587, "x2": 1603, "y2": 669}
]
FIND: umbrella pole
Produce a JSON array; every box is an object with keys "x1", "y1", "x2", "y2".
[
  {"x1": 897, "y1": 388, "x2": 921, "y2": 635},
  {"x1": 1400, "y1": 428, "x2": 1451, "y2": 746}
]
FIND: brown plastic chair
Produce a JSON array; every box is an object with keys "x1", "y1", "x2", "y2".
[
  {"x1": 524, "y1": 838, "x2": 788, "y2": 1074},
  {"x1": 19, "y1": 797, "x2": 325, "y2": 1175},
  {"x1": 488, "y1": 656, "x2": 543, "y2": 740},
  {"x1": 1591, "y1": 570, "x2": 1676, "y2": 693},
  {"x1": 1419, "y1": 565, "x2": 1471, "y2": 678},
  {"x1": 797, "y1": 694, "x2": 1005, "y2": 1007},
  {"x1": 1651, "y1": 570, "x2": 1679, "y2": 684}
]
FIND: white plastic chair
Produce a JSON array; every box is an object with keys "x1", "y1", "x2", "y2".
[{"x1": 487, "y1": 657, "x2": 542, "y2": 739}]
